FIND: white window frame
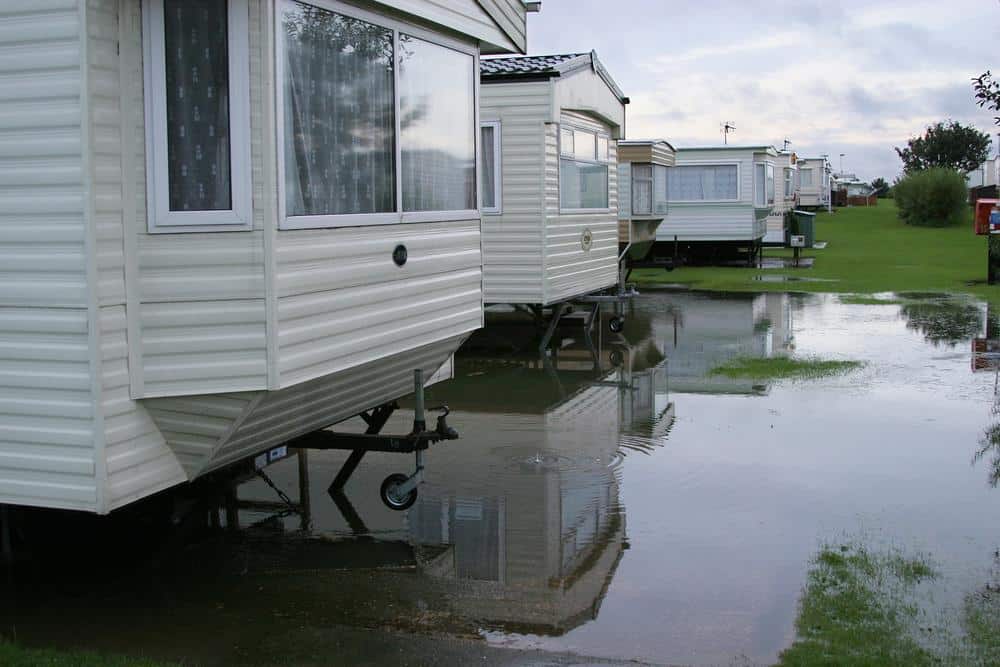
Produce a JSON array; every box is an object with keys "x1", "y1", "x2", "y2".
[
  {"x1": 753, "y1": 161, "x2": 774, "y2": 207},
  {"x1": 275, "y1": 0, "x2": 479, "y2": 230},
  {"x1": 142, "y1": 0, "x2": 253, "y2": 233},
  {"x1": 783, "y1": 168, "x2": 794, "y2": 198},
  {"x1": 667, "y1": 161, "x2": 741, "y2": 203},
  {"x1": 558, "y1": 122, "x2": 612, "y2": 214},
  {"x1": 480, "y1": 120, "x2": 501, "y2": 215},
  {"x1": 631, "y1": 162, "x2": 654, "y2": 216}
]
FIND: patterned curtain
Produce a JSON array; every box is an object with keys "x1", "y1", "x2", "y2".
[
  {"x1": 281, "y1": 2, "x2": 395, "y2": 217},
  {"x1": 163, "y1": 0, "x2": 232, "y2": 211}
]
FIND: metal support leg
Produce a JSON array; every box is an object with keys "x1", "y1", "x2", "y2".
[
  {"x1": 413, "y1": 369, "x2": 425, "y2": 434},
  {"x1": 328, "y1": 449, "x2": 367, "y2": 494},
  {"x1": 297, "y1": 449, "x2": 311, "y2": 532},
  {"x1": 583, "y1": 302, "x2": 600, "y2": 351},
  {"x1": 327, "y1": 403, "x2": 397, "y2": 494},
  {"x1": 539, "y1": 303, "x2": 566, "y2": 356},
  {"x1": 1, "y1": 506, "x2": 11, "y2": 563}
]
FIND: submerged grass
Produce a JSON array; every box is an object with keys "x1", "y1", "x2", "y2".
[
  {"x1": 779, "y1": 542, "x2": 1000, "y2": 666},
  {"x1": 633, "y1": 201, "x2": 1000, "y2": 306},
  {"x1": 778, "y1": 542, "x2": 939, "y2": 666},
  {"x1": 708, "y1": 357, "x2": 863, "y2": 380},
  {"x1": 0, "y1": 641, "x2": 177, "y2": 666}
]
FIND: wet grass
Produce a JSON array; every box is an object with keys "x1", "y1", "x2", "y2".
[
  {"x1": 0, "y1": 641, "x2": 177, "y2": 666},
  {"x1": 779, "y1": 542, "x2": 1000, "y2": 666},
  {"x1": 633, "y1": 201, "x2": 1000, "y2": 306},
  {"x1": 838, "y1": 294, "x2": 906, "y2": 305},
  {"x1": 777, "y1": 542, "x2": 939, "y2": 666},
  {"x1": 708, "y1": 357, "x2": 863, "y2": 381}
]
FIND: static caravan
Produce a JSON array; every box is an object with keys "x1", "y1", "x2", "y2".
[
  {"x1": 652, "y1": 145, "x2": 778, "y2": 265},
  {"x1": 0, "y1": 0, "x2": 530, "y2": 514},
  {"x1": 617, "y1": 139, "x2": 676, "y2": 263},
  {"x1": 478, "y1": 52, "x2": 628, "y2": 308},
  {"x1": 797, "y1": 157, "x2": 832, "y2": 210},
  {"x1": 763, "y1": 152, "x2": 798, "y2": 245}
]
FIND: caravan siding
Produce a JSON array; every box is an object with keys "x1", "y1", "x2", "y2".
[
  {"x1": 480, "y1": 80, "x2": 549, "y2": 305},
  {"x1": 544, "y1": 112, "x2": 619, "y2": 303},
  {"x1": 274, "y1": 221, "x2": 483, "y2": 388},
  {"x1": 0, "y1": 1, "x2": 99, "y2": 512},
  {"x1": 376, "y1": 0, "x2": 524, "y2": 53}
]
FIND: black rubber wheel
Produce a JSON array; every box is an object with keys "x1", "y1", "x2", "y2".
[
  {"x1": 609, "y1": 316, "x2": 625, "y2": 334},
  {"x1": 664, "y1": 261, "x2": 675, "y2": 273},
  {"x1": 609, "y1": 349, "x2": 624, "y2": 367},
  {"x1": 380, "y1": 473, "x2": 418, "y2": 511}
]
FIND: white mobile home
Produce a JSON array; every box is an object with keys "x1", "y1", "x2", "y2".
[
  {"x1": 653, "y1": 145, "x2": 778, "y2": 264},
  {"x1": 763, "y1": 152, "x2": 798, "y2": 245},
  {"x1": 0, "y1": 0, "x2": 529, "y2": 514},
  {"x1": 617, "y1": 139, "x2": 676, "y2": 262},
  {"x1": 797, "y1": 157, "x2": 832, "y2": 210},
  {"x1": 478, "y1": 52, "x2": 628, "y2": 306}
]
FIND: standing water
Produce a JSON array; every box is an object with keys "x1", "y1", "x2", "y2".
[{"x1": 1, "y1": 291, "x2": 998, "y2": 665}]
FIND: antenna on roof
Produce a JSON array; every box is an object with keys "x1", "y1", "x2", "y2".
[
  {"x1": 721, "y1": 121, "x2": 736, "y2": 145},
  {"x1": 782, "y1": 138, "x2": 792, "y2": 151}
]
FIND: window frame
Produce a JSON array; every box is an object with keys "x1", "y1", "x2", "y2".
[
  {"x1": 753, "y1": 162, "x2": 775, "y2": 207},
  {"x1": 479, "y1": 120, "x2": 502, "y2": 215},
  {"x1": 631, "y1": 163, "x2": 654, "y2": 216},
  {"x1": 558, "y1": 122, "x2": 612, "y2": 214},
  {"x1": 666, "y1": 161, "x2": 741, "y2": 203},
  {"x1": 143, "y1": 0, "x2": 253, "y2": 233},
  {"x1": 783, "y1": 167, "x2": 794, "y2": 198},
  {"x1": 799, "y1": 167, "x2": 814, "y2": 187},
  {"x1": 275, "y1": 0, "x2": 480, "y2": 231}
]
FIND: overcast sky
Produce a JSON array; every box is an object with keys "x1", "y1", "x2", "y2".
[{"x1": 524, "y1": 0, "x2": 1000, "y2": 181}]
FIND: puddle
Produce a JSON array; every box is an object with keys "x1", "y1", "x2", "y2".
[
  {"x1": 1, "y1": 292, "x2": 998, "y2": 666},
  {"x1": 752, "y1": 274, "x2": 838, "y2": 283}
]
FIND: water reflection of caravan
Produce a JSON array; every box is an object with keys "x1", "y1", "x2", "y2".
[
  {"x1": 653, "y1": 292, "x2": 793, "y2": 395},
  {"x1": 408, "y1": 349, "x2": 669, "y2": 635}
]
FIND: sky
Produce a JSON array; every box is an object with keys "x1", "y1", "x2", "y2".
[{"x1": 523, "y1": 0, "x2": 1000, "y2": 181}]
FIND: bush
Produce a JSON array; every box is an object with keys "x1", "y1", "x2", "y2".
[{"x1": 893, "y1": 167, "x2": 968, "y2": 227}]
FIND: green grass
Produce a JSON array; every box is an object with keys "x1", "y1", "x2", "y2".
[
  {"x1": 708, "y1": 357, "x2": 863, "y2": 380},
  {"x1": 0, "y1": 641, "x2": 177, "y2": 667},
  {"x1": 777, "y1": 543, "x2": 940, "y2": 666},
  {"x1": 633, "y1": 201, "x2": 1000, "y2": 306}
]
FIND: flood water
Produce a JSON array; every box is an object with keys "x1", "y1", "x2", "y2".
[{"x1": 2, "y1": 290, "x2": 999, "y2": 666}]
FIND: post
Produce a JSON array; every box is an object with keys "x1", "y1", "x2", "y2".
[
  {"x1": 413, "y1": 369, "x2": 425, "y2": 433},
  {"x1": 297, "y1": 449, "x2": 311, "y2": 531},
  {"x1": 989, "y1": 234, "x2": 1000, "y2": 285},
  {"x1": 1, "y1": 505, "x2": 11, "y2": 563}
]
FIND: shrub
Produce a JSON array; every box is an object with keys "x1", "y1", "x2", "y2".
[{"x1": 893, "y1": 167, "x2": 968, "y2": 227}]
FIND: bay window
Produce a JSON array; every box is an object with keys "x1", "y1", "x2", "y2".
[
  {"x1": 143, "y1": 0, "x2": 252, "y2": 231},
  {"x1": 754, "y1": 163, "x2": 774, "y2": 207},
  {"x1": 480, "y1": 121, "x2": 501, "y2": 214},
  {"x1": 560, "y1": 126, "x2": 610, "y2": 210},
  {"x1": 277, "y1": 0, "x2": 477, "y2": 229},
  {"x1": 631, "y1": 163, "x2": 669, "y2": 216},
  {"x1": 667, "y1": 164, "x2": 738, "y2": 202}
]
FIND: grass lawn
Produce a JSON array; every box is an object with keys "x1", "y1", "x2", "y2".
[
  {"x1": 708, "y1": 357, "x2": 864, "y2": 381},
  {"x1": 631, "y1": 200, "x2": 1000, "y2": 306},
  {"x1": 0, "y1": 641, "x2": 177, "y2": 666}
]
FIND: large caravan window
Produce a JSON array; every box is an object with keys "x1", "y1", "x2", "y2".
[
  {"x1": 800, "y1": 168, "x2": 814, "y2": 186},
  {"x1": 667, "y1": 164, "x2": 738, "y2": 201},
  {"x1": 278, "y1": 1, "x2": 477, "y2": 229},
  {"x1": 632, "y1": 163, "x2": 669, "y2": 215},
  {"x1": 143, "y1": 0, "x2": 252, "y2": 232},
  {"x1": 399, "y1": 36, "x2": 475, "y2": 212},
  {"x1": 560, "y1": 126, "x2": 610, "y2": 210},
  {"x1": 480, "y1": 121, "x2": 501, "y2": 213},
  {"x1": 754, "y1": 163, "x2": 774, "y2": 207}
]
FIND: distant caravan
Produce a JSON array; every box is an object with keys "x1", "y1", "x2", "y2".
[
  {"x1": 646, "y1": 145, "x2": 779, "y2": 268},
  {"x1": 478, "y1": 51, "x2": 635, "y2": 339},
  {"x1": 0, "y1": 0, "x2": 530, "y2": 514}
]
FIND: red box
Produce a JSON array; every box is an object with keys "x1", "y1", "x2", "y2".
[{"x1": 975, "y1": 198, "x2": 999, "y2": 235}]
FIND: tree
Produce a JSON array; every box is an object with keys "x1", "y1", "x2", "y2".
[
  {"x1": 973, "y1": 70, "x2": 1000, "y2": 126},
  {"x1": 870, "y1": 177, "x2": 889, "y2": 196},
  {"x1": 894, "y1": 120, "x2": 991, "y2": 174}
]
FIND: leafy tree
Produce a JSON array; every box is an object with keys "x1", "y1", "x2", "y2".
[
  {"x1": 870, "y1": 177, "x2": 889, "y2": 196},
  {"x1": 894, "y1": 120, "x2": 991, "y2": 174},
  {"x1": 973, "y1": 70, "x2": 1000, "y2": 126}
]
